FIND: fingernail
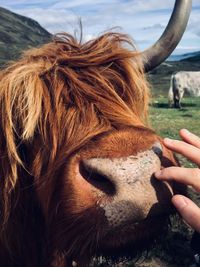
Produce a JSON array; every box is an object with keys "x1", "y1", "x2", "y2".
[
  {"x1": 163, "y1": 138, "x2": 173, "y2": 145},
  {"x1": 182, "y1": 129, "x2": 190, "y2": 134},
  {"x1": 172, "y1": 196, "x2": 188, "y2": 209}
]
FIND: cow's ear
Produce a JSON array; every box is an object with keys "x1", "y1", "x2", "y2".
[{"x1": 0, "y1": 62, "x2": 44, "y2": 222}]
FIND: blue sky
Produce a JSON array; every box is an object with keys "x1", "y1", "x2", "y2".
[{"x1": 1, "y1": 0, "x2": 200, "y2": 55}]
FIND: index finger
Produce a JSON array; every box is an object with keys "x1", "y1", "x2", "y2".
[
  {"x1": 155, "y1": 166, "x2": 200, "y2": 192},
  {"x1": 163, "y1": 138, "x2": 200, "y2": 166}
]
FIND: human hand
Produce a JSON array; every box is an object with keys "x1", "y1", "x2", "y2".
[{"x1": 155, "y1": 129, "x2": 200, "y2": 232}]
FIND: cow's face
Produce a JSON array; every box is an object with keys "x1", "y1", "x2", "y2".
[
  {"x1": 35, "y1": 126, "x2": 183, "y2": 263},
  {"x1": 0, "y1": 31, "x2": 187, "y2": 266}
]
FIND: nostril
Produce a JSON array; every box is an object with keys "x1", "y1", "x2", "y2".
[
  {"x1": 79, "y1": 160, "x2": 116, "y2": 195},
  {"x1": 152, "y1": 142, "x2": 163, "y2": 159}
]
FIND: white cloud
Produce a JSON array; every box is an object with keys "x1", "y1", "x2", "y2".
[
  {"x1": 52, "y1": 0, "x2": 117, "y2": 9},
  {"x1": 14, "y1": 7, "x2": 79, "y2": 33},
  {"x1": 83, "y1": 33, "x2": 96, "y2": 42},
  {"x1": 1, "y1": 0, "x2": 200, "y2": 55}
]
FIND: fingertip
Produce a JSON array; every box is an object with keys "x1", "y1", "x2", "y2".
[
  {"x1": 172, "y1": 195, "x2": 200, "y2": 232},
  {"x1": 163, "y1": 138, "x2": 173, "y2": 146},
  {"x1": 180, "y1": 128, "x2": 190, "y2": 136},
  {"x1": 172, "y1": 195, "x2": 188, "y2": 210},
  {"x1": 154, "y1": 170, "x2": 162, "y2": 179},
  {"x1": 154, "y1": 167, "x2": 175, "y2": 180}
]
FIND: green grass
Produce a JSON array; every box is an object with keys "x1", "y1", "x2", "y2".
[
  {"x1": 150, "y1": 96, "x2": 200, "y2": 169},
  {"x1": 150, "y1": 97, "x2": 200, "y2": 139}
]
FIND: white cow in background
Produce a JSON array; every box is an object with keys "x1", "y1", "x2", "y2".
[{"x1": 168, "y1": 71, "x2": 200, "y2": 108}]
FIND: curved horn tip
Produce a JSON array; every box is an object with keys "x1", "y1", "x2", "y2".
[{"x1": 142, "y1": 0, "x2": 192, "y2": 73}]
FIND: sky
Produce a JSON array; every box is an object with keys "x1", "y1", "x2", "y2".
[{"x1": 0, "y1": 0, "x2": 200, "y2": 55}]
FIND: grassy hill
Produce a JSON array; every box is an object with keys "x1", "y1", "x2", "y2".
[
  {"x1": 169, "y1": 51, "x2": 200, "y2": 62},
  {"x1": 181, "y1": 51, "x2": 200, "y2": 62},
  {"x1": 0, "y1": 7, "x2": 52, "y2": 66}
]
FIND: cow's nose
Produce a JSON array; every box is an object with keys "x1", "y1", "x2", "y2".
[{"x1": 79, "y1": 145, "x2": 162, "y2": 197}]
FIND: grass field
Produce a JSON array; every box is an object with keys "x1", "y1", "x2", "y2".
[
  {"x1": 150, "y1": 97, "x2": 200, "y2": 138},
  {"x1": 150, "y1": 96, "x2": 200, "y2": 168},
  {"x1": 150, "y1": 97, "x2": 200, "y2": 139}
]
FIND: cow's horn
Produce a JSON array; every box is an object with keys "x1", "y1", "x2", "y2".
[{"x1": 142, "y1": 0, "x2": 192, "y2": 72}]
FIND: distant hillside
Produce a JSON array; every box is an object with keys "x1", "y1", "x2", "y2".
[
  {"x1": 181, "y1": 51, "x2": 200, "y2": 62},
  {"x1": 168, "y1": 51, "x2": 200, "y2": 62},
  {"x1": 0, "y1": 7, "x2": 52, "y2": 66}
]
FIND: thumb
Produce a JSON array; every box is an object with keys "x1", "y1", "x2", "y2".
[{"x1": 172, "y1": 195, "x2": 200, "y2": 233}]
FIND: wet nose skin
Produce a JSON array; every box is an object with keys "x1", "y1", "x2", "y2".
[{"x1": 81, "y1": 143, "x2": 173, "y2": 227}]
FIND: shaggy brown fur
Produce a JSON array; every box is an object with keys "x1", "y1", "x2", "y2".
[{"x1": 0, "y1": 32, "x2": 177, "y2": 267}]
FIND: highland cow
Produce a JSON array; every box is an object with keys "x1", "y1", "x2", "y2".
[
  {"x1": 168, "y1": 71, "x2": 200, "y2": 108},
  {"x1": 0, "y1": 1, "x2": 192, "y2": 266}
]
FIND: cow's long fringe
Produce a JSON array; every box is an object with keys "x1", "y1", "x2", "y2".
[{"x1": 0, "y1": 31, "x2": 150, "y2": 231}]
